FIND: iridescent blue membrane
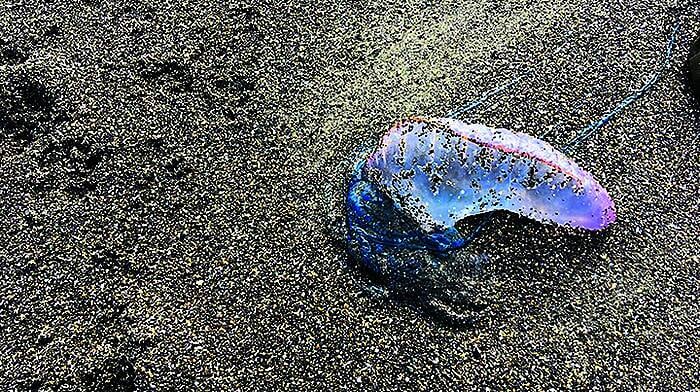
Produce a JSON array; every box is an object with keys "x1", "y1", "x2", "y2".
[{"x1": 346, "y1": 160, "x2": 467, "y2": 274}]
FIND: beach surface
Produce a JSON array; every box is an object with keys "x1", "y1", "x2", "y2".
[{"x1": 1, "y1": 0, "x2": 699, "y2": 390}]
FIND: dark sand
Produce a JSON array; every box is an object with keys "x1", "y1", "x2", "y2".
[{"x1": 1, "y1": 1, "x2": 699, "y2": 390}]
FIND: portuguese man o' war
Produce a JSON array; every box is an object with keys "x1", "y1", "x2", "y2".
[
  {"x1": 346, "y1": 117, "x2": 616, "y2": 276},
  {"x1": 346, "y1": 21, "x2": 681, "y2": 285}
]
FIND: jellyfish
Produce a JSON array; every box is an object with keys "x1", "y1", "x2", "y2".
[
  {"x1": 345, "y1": 21, "x2": 681, "y2": 310},
  {"x1": 345, "y1": 117, "x2": 616, "y2": 278}
]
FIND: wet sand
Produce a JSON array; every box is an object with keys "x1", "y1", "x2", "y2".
[{"x1": 1, "y1": 0, "x2": 699, "y2": 390}]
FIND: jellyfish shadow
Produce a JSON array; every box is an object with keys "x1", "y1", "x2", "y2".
[{"x1": 331, "y1": 164, "x2": 612, "y2": 329}]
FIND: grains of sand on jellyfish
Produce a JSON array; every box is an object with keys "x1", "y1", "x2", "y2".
[{"x1": 364, "y1": 116, "x2": 616, "y2": 232}]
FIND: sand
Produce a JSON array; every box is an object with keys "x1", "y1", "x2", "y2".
[{"x1": 1, "y1": 0, "x2": 699, "y2": 390}]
